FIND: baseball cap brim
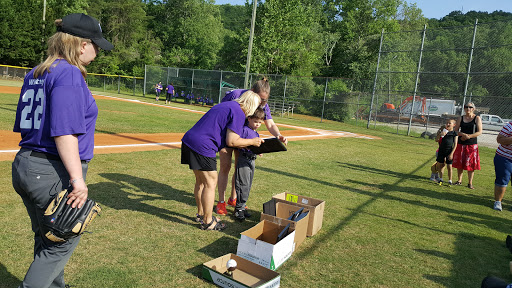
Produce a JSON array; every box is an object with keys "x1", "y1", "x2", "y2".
[{"x1": 92, "y1": 37, "x2": 114, "y2": 51}]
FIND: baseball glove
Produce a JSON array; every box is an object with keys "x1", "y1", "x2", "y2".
[{"x1": 43, "y1": 189, "x2": 101, "y2": 242}]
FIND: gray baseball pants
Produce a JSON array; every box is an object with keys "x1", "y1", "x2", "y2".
[
  {"x1": 234, "y1": 154, "x2": 255, "y2": 210},
  {"x1": 12, "y1": 148, "x2": 88, "y2": 288}
]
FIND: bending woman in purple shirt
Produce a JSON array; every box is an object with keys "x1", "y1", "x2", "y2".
[
  {"x1": 11, "y1": 13, "x2": 113, "y2": 288},
  {"x1": 181, "y1": 90, "x2": 264, "y2": 230},
  {"x1": 216, "y1": 78, "x2": 288, "y2": 216}
]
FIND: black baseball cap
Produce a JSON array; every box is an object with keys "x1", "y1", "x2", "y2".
[{"x1": 57, "y1": 13, "x2": 114, "y2": 51}]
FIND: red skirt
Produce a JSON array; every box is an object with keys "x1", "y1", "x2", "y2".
[{"x1": 452, "y1": 143, "x2": 481, "y2": 171}]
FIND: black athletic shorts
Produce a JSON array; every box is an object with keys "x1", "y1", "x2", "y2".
[
  {"x1": 181, "y1": 143, "x2": 217, "y2": 171},
  {"x1": 436, "y1": 150, "x2": 454, "y2": 165},
  {"x1": 166, "y1": 93, "x2": 172, "y2": 101}
]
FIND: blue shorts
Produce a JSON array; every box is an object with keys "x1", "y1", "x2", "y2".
[{"x1": 494, "y1": 154, "x2": 512, "y2": 187}]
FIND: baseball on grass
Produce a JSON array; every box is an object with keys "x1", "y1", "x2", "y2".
[{"x1": 227, "y1": 259, "x2": 237, "y2": 271}]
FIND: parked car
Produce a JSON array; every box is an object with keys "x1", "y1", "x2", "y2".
[{"x1": 480, "y1": 114, "x2": 509, "y2": 131}]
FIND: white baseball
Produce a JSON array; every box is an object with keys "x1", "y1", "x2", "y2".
[{"x1": 227, "y1": 259, "x2": 237, "y2": 269}]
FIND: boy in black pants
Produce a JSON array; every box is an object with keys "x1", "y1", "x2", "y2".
[
  {"x1": 435, "y1": 119, "x2": 458, "y2": 185},
  {"x1": 234, "y1": 108, "x2": 265, "y2": 221}
]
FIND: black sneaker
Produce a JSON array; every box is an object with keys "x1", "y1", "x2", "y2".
[
  {"x1": 243, "y1": 209, "x2": 252, "y2": 218},
  {"x1": 234, "y1": 209, "x2": 245, "y2": 222}
]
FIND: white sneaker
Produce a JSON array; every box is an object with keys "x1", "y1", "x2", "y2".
[
  {"x1": 429, "y1": 173, "x2": 436, "y2": 181},
  {"x1": 494, "y1": 201, "x2": 503, "y2": 211}
]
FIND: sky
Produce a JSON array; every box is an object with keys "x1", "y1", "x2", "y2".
[{"x1": 213, "y1": 0, "x2": 512, "y2": 20}]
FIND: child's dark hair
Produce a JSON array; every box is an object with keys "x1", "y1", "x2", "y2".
[
  {"x1": 249, "y1": 107, "x2": 265, "y2": 120},
  {"x1": 251, "y1": 77, "x2": 270, "y2": 95}
]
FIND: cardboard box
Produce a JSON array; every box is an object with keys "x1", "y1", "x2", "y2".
[
  {"x1": 202, "y1": 253, "x2": 281, "y2": 288},
  {"x1": 260, "y1": 200, "x2": 309, "y2": 248},
  {"x1": 236, "y1": 220, "x2": 295, "y2": 270},
  {"x1": 272, "y1": 192, "x2": 325, "y2": 236}
]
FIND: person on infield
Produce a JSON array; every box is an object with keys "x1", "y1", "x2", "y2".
[
  {"x1": 216, "y1": 78, "x2": 288, "y2": 216},
  {"x1": 492, "y1": 120, "x2": 512, "y2": 211},
  {"x1": 233, "y1": 108, "x2": 265, "y2": 221},
  {"x1": 155, "y1": 81, "x2": 163, "y2": 101},
  {"x1": 181, "y1": 91, "x2": 263, "y2": 230},
  {"x1": 11, "y1": 13, "x2": 113, "y2": 288},
  {"x1": 434, "y1": 119, "x2": 458, "y2": 185},
  {"x1": 165, "y1": 83, "x2": 174, "y2": 104}
]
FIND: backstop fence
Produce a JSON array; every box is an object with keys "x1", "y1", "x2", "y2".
[
  {"x1": 370, "y1": 19, "x2": 512, "y2": 148},
  {"x1": 144, "y1": 65, "x2": 373, "y2": 125}
]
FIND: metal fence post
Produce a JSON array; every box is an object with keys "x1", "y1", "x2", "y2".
[
  {"x1": 117, "y1": 75, "x2": 121, "y2": 94},
  {"x1": 282, "y1": 75, "x2": 287, "y2": 116},
  {"x1": 407, "y1": 24, "x2": 427, "y2": 136},
  {"x1": 218, "y1": 70, "x2": 223, "y2": 104},
  {"x1": 367, "y1": 29, "x2": 385, "y2": 129},
  {"x1": 133, "y1": 77, "x2": 136, "y2": 96},
  {"x1": 321, "y1": 78, "x2": 328, "y2": 123},
  {"x1": 143, "y1": 65, "x2": 147, "y2": 97},
  {"x1": 463, "y1": 19, "x2": 478, "y2": 106},
  {"x1": 425, "y1": 97, "x2": 432, "y2": 133}
]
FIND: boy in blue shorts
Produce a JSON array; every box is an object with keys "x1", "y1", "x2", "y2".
[
  {"x1": 234, "y1": 108, "x2": 265, "y2": 221},
  {"x1": 435, "y1": 119, "x2": 458, "y2": 185}
]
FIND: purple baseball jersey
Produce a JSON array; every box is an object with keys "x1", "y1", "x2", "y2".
[
  {"x1": 166, "y1": 85, "x2": 174, "y2": 94},
  {"x1": 182, "y1": 101, "x2": 246, "y2": 157},
  {"x1": 13, "y1": 59, "x2": 98, "y2": 161},
  {"x1": 221, "y1": 89, "x2": 272, "y2": 120},
  {"x1": 239, "y1": 123, "x2": 259, "y2": 154}
]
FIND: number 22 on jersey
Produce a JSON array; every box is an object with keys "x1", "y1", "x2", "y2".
[{"x1": 20, "y1": 88, "x2": 45, "y2": 130}]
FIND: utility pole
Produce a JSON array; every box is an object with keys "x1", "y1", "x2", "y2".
[
  {"x1": 41, "y1": 0, "x2": 47, "y2": 62},
  {"x1": 244, "y1": 0, "x2": 257, "y2": 89}
]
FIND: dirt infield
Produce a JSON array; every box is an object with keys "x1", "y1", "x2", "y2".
[{"x1": 0, "y1": 86, "x2": 380, "y2": 161}]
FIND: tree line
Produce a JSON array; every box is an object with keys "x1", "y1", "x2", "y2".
[{"x1": 1, "y1": 0, "x2": 511, "y2": 82}]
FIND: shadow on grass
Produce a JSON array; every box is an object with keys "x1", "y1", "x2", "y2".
[
  {"x1": 88, "y1": 173, "x2": 196, "y2": 227},
  {"x1": 417, "y1": 233, "x2": 511, "y2": 286},
  {"x1": 0, "y1": 262, "x2": 20, "y2": 288},
  {"x1": 258, "y1": 157, "x2": 509, "y2": 285}
]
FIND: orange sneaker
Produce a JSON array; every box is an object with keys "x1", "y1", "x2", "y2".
[
  {"x1": 227, "y1": 197, "x2": 237, "y2": 207},
  {"x1": 215, "y1": 202, "x2": 227, "y2": 215}
]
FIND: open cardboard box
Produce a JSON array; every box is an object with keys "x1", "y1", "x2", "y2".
[
  {"x1": 202, "y1": 253, "x2": 280, "y2": 288},
  {"x1": 272, "y1": 192, "x2": 325, "y2": 236},
  {"x1": 260, "y1": 200, "x2": 309, "y2": 248},
  {"x1": 236, "y1": 220, "x2": 295, "y2": 270}
]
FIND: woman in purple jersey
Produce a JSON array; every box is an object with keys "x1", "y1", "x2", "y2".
[
  {"x1": 215, "y1": 78, "x2": 288, "y2": 216},
  {"x1": 11, "y1": 13, "x2": 113, "y2": 288},
  {"x1": 181, "y1": 90, "x2": 263, "y2": 230}
]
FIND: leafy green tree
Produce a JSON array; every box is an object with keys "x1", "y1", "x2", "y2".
[{"x1": 251, "y1": 0, "x2": 324, "y2": 76}]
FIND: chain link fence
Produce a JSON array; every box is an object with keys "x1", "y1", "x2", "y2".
[
  {"x1": 370, "y1": 19, "x2": 512, "y2": 148},
  {"x1": 144, "y1": 65, "x2": 373, "y2": 126},
  {"x1": 0, "y1": 65, "x2": 144, "y2": 96}
]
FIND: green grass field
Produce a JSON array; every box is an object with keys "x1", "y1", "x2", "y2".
[{"x1": 0, "y1": 86, "x2": 510, "y2": 287}]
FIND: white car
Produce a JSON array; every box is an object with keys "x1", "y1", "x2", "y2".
[{"x1": 480, "y1": 114, "x2": 509, "y2": 131}]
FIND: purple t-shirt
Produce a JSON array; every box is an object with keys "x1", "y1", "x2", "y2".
[
  {"x1": 239, "y1": 123, "x2": 259, "y2": 154},
  {"x1": 166, "y1": 85, "x2": 174, "y2": 94},
  {"x1": 221, "y1": 89, "x2": 272, "y2": 120},
  {"x1": 182, "y1": 101, "x2": 246, "y2": 157},
  {"x1": 13, "y1": 59, "x2": 98, "y2": 161}
]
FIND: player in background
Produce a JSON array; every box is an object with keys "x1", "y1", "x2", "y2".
[
  {"x1": 434, "y1": 119, "x2": 458, "y2": 185},
  {"x1": 233, "y1": 108, "x2": 265, "y2": 221},
  {"x1": 216, "y1": 78, "x2": 288, "y2": 215},
  {"x1": 165, "y1": 83, "x2": 174, "y2": 104},
  {"x1": 11, "y1": 13, "x2": 113, "y2": 287},
  {"x1": 492, "y1": 120, "x2": 512, "y2": 211},
  {"x1": 155, "y1": 81, "x2": 163, "y2": 101}
]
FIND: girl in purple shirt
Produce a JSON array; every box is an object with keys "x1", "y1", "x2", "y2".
[
  {"x1": 181, "y1": 91, "x2": 263, "y2": 230},
  {"x1": 12, "y1": 13, "x2": 113, "y2": 288}
]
